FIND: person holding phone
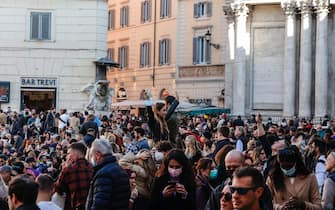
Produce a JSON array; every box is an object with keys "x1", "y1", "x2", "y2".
[
  {"x1": 149, "y1": 149, "x2": 196, "y2": 210},
  {"x1": 266, "y1": 146, "x2": 321, "y2": 210}
]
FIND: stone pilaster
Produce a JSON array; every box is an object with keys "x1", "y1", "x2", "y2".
[
  {"x1": 281, "y1": 0, "x2": 297, "y2": 117},
  {"x1": 298, "y1": 0, "x2": 313, "y2": 117},
  {"x1": 314, "y1": 0, "x2": 329, "y2": 117},
  {"x1": 231, "y1": 2, "x2": 249, "y2": 116},
  {"x1": 223, "y1": 5, "x2": 235, "y2": 110}
]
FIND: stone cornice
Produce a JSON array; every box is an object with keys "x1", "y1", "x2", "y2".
[{"x1": 281, "y1": 0, "x2": 297, "y2": 15}]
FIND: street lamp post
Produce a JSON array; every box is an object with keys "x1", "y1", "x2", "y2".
[{"x1": 205, "y1": 30, "x2": 220, "y2": 49}]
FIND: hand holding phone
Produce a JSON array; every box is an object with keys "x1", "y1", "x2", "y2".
[{"x1": 163, "y1": 182, "x2": 176, "y2": 198}]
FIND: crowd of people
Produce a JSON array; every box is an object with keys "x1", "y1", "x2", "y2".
[{"x1": 0, "y1": 96, "x2": 335, "y2": 210}]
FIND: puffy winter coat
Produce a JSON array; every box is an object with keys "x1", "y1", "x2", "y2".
[{"x1": 86, "y1": 155, "x2": 130, "y2": 210}]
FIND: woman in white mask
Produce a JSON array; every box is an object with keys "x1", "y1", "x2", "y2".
[
  {"x1": 149, "y1": 149, "x2": 196, "y2": 210},
  {"x1": 266, "y1": 146, "x2": 321, "y2": 210}
]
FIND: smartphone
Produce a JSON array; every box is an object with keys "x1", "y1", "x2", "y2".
[{"x1": 168, "y1": 180, "x2": 178, "y2": 187}]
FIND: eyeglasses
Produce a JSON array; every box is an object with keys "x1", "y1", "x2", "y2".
[
  {"x1": 220, "y1": 192, "x2": 232, "y2": 201},
  {"x1": 229, "y1": 186, "x2": 257, "y2": 195}
]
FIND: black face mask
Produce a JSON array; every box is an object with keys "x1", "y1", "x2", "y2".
[{"x1": 226, "y1": 169, "x2": 235, "y2": 178}]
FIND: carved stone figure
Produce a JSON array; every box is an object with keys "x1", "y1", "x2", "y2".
[{"x1": 81, "y1": 80, "x2": 114, "y2": 112}]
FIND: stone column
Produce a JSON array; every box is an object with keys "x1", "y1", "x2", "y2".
[
  {"x1": 281, "y1": 0, "x2": 297, "y2": 117},
  {"x1": 314, "y1": 0, "x2": 329, "y2": 117},
  {"x1": 231, "y1": 2, "x2": 249, "y2": 116},
  {"x1": 223, "y1": 5, "x2": 235, "y2": 110},
  {"x1": 298, "y1": 1, "x2": 313, "y2": 117}
]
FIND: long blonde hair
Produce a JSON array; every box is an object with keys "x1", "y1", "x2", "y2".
[
  {"x1": 184, "y1": 135, "x2": 199, "y2": 158},
  {"x1": 154, "y1": 103, "x2": 169, "y2": 135}
]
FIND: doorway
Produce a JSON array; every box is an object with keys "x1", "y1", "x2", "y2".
[{"x1": 20, "y1": 88, "x2": 56, "y2": 112}]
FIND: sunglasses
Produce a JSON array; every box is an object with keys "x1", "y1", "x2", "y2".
[
  {"x1": 229, "y1": 186, "x2": 257, "y2": 195},
  {"x1": 220, "y1": 192, "x2": 232, "y2": 201}
]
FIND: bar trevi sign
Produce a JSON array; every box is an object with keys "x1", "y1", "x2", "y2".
[{"x1": 21, "y1": 77, "x2": 57, "y2": 88}]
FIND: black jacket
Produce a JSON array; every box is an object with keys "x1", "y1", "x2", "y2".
[
  {"x1": 147, "y1": 99, "x2": 179, "y2": 142},
  {"x1": 16, "y1": 204, "x2": 40, "y2": 210},
  {"x1": 86, "y1": 155, "x2": 130, "y2": 210},
  {"x1": 205, "y1": 181, "x2": 273, "y2": 210},
  {"x1": 79, "y1": 120, "x2": 99, "y2": 137},
  {"x1": 149, "y1": 174, "x2": 196, "y2": 210}
]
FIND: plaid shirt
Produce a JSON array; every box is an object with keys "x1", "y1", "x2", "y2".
[{"x1": 55, "y1": 158, "x2": 93, "y2": 210}]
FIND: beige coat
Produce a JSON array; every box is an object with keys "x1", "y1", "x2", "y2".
[
  {"x1": 0, "y1": 113, "x2": 7, "y2": 125},
  {"x1": 266, "y1": 173, "x2": 322, "y2": 210},
  {"x1": 69, "y1": 116, "x2": 80, "y2": 134},
  {"x1": 119, "y1": 152, "x2": 152, "y2": 199}
]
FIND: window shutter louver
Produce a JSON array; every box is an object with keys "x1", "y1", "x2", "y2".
[
  {"x1": 141, "y1": 2, "x2": 144, "y2": 23},
  {"x1": 205, "y1": 40, "x2": 211, "y2": 64},
  {"x1": 148, "y1": 0, "x2": 152, "y2": 21},
  {"x1": 41, "y1": 13, "x2": 51, "y2": 40},
  {"x1": 160, "y1": 0, "x2": 164, "y2": 18},
  {"x1": 119, "y1": 49, "x2": 121, "y2": 68},
  {"x1": 108, "y1": 11, "x2": 111, "y2": 30},
  {"x1": 207, "y1": 2, "x2": 212, "y2": 17},
  {"x1": 126, "y1": 6, "x2": 129, "y2": 26},
  {"x1": 140, "y1": 44, "x2": 143, "y2": 67},
  {"x1": 125, "y1": 46, "x2": 129, "y2": 68},
  {"x1": 148, "y1": 42, "x2": 151, "y2": 66},
  {"x1": 194, "y1": 4, "x2": 198, "y2": 18},
  {"x1": 167, "y1": 0, "x2": 171, "y2": 17},
  {"x1": 30, "y1": 13, "x2": 39, "y2": 39},
  {"x1": 193, "y1": 38, "x2": 197, "y2": 64},
  {"x1": 120, "y1": 8, "x2": 122, "y2": 27},
  {"x1": 112, "y1": 10, "x2": 115, "y2": 29},
  {"x1": 167, "y1": 39, "x2": 171, "y2": 65},
  {"x1": 158, "y1": 40, "x2": 162, "y2": 65}
]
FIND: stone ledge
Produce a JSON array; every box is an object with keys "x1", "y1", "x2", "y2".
[{"x1": 178, "y1": 64, "x2": 225, "y2": 78}]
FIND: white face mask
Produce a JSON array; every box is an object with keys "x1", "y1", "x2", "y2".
[
  {"x1": 90, "y1": 156, "x2": 96, "y2": 167},
  {"x1": 168, "y1": 167, "x2": 182, "y2": 178},
  {"x1": 281, "y1": 165, "x2": 296, "y2": 176},
  {"x1": 154, "y1": 152, "x2": 164, "y2": 161}
]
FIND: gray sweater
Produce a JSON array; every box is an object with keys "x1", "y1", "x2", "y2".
[{"x1": 322, "y1": 177, "x2": 335, "y2": 210}]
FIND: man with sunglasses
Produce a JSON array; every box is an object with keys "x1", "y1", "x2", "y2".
[
  {"x1": 206, "y1": 150, "x2": 245, "y2": 210},
  {"x1": 230, "y1": 167, "x2": 265, "y2": 210}
]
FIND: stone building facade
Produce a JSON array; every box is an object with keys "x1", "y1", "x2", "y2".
[
  {"x1": 224, "y1": 0, "x2": 335, "y2": 117},
  {"x1": 107, "y1": 0, "x2": 225, "y2": 106},
  {"x1": 0, "y1": 0, "x2": 108, "y2": 111}
]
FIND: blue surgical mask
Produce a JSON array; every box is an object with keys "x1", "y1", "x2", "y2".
[
  {"x1": 209, "y1": 169, "x2": 218, "y2": 180},
  {"x1": 281, "y1": 165, "x2": 296, "y2": 176}
]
